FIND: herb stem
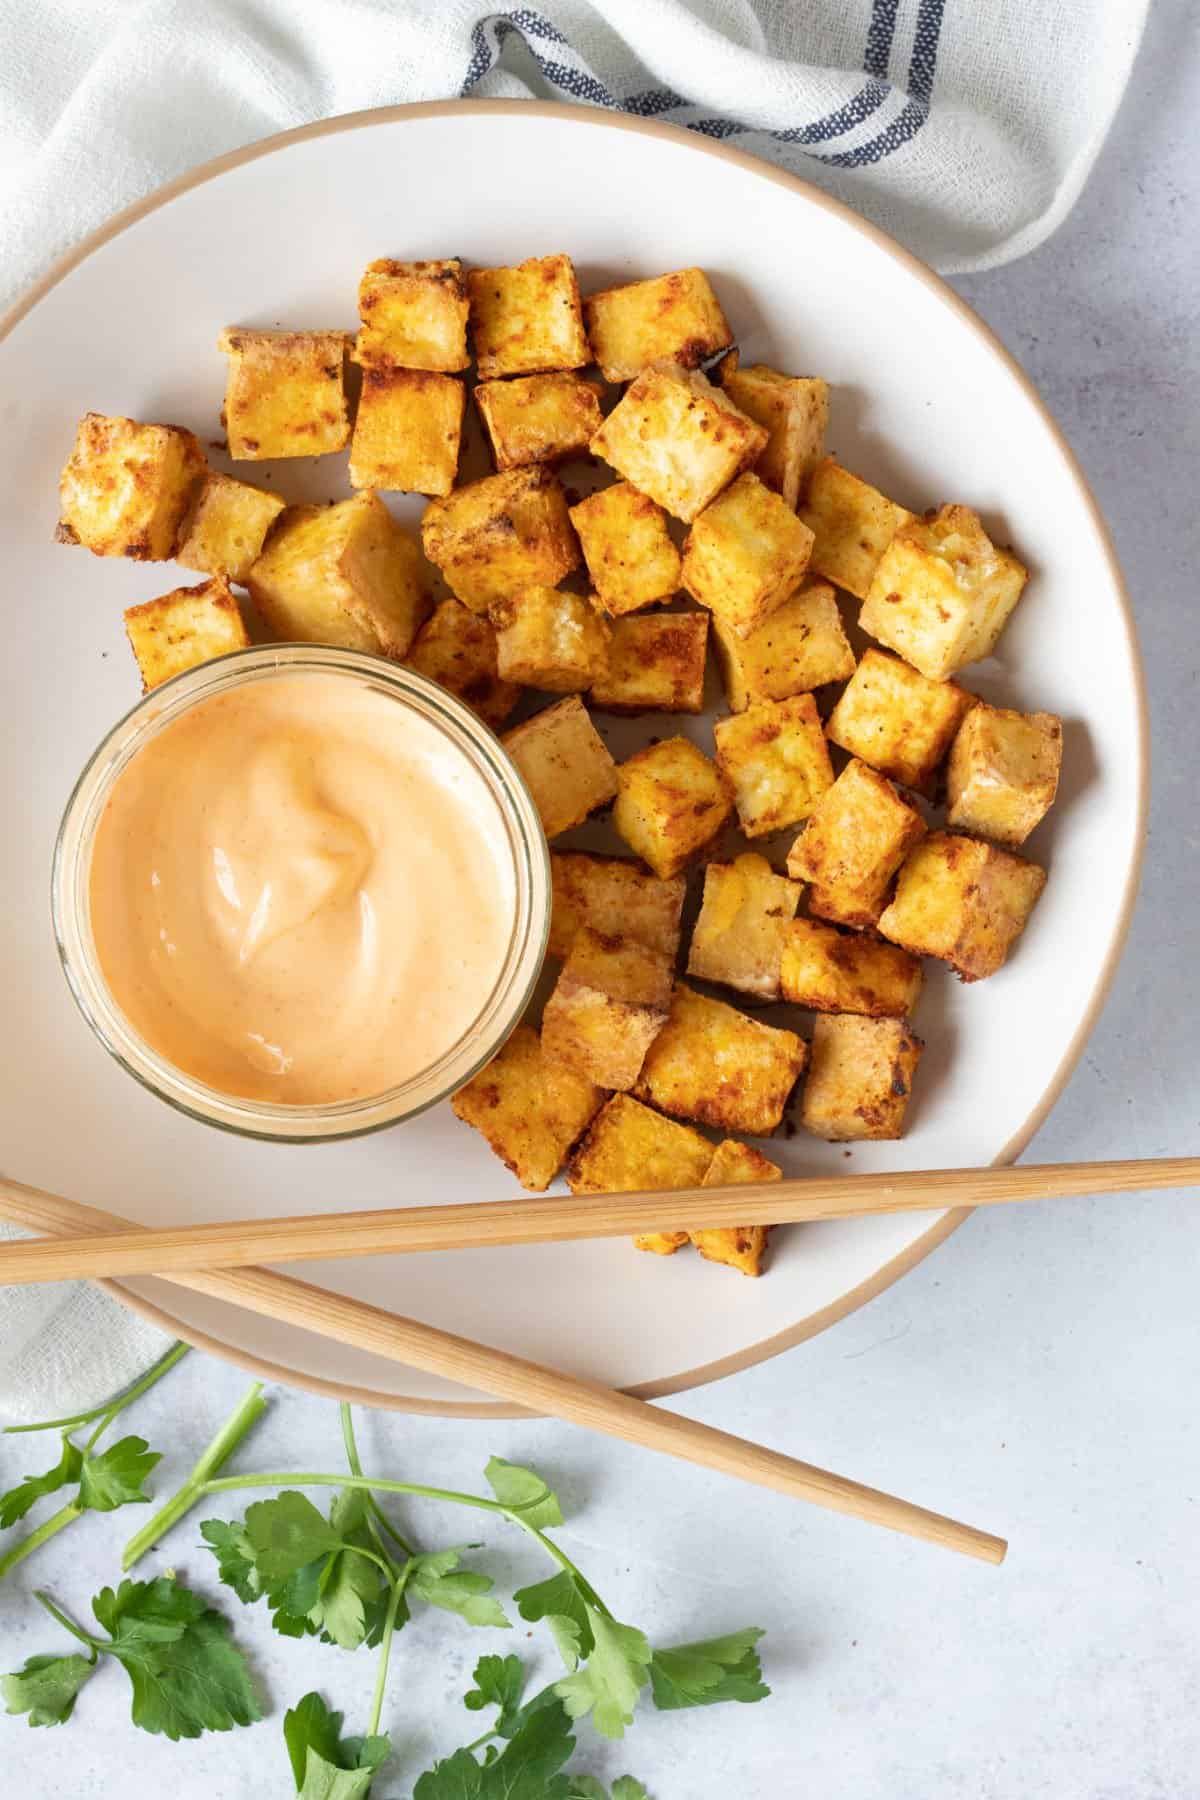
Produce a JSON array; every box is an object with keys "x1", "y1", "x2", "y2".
[
  {"x1": 340, "y1": 1403, "x2": 416, "y2": 1560},
  {"x1": 367, "y1": 1564, "x2": 411, "y2": 1739},
  {"x1": 0, "y1": 1500, "x2": 82, "y2": 1581},
  {"x1": 122, "y1": 1382, "x2": 268, "y2": 1570},
  {"x1": 4, "y1": 1343, "x2": 190, "y2": 1437},
  {"x1": 33, "y1": 1589, "x2": 98, "y2": 1652}
]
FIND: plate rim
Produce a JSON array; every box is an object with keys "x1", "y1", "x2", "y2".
[{"x1": 3, "y1": 98, "x2": 1149, "y2": 1416}]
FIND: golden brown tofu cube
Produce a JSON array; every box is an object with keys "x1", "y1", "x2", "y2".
[
  {"x1": 712, "y1": 580, "x2": 854, "y2": 713},
  {"x1": 946, "y1": 703, "x2": 1063, "y2": 847},
  {"x1": 801, "y1": 1014, "x2": 924, "y2": 1142},
  {"x1": 175, "y1": 471, "x2": 286, "y2": 582},
  {"x1": 57, "y1": 412, "x2": 205, "y2": 560},
  {"x1": 714, "y1": 694, "x2": 835, "y2": 839},
  {"x1": 467, "y1": 255, "x2": 590, "y2": 379},
  {"x1": 541, "y1": 927, "x2": 673, "y2": 1091},
  {"x1": 354, "y1": 258, "x2": 469, "y2": 372},
  {"x1": 682, "y1": 473, "x2": 815, "y2": 640},
  {"x1": 475, "y1": 373, "x2": 603, "y2": 471},
  {"x1": 549, "y1": 852, "x2": 685, "y2": 962},
  {"x1": 566, "y1": 1093, "x2": 714, "y2": 1198},
  {"x1": 798, "y1": 457, "x2": 915, "y2": 600},
  {"x1": 491, "y1": 586, "x2": 610, "y2": 693},
  {"x1": 635, "y1": 984, "x2": 806, "y2": 1136},
  {"x1": 825, "y1": 648, "x2": 976, "y2": 795},
  {"x1": 407, "y1": 599, "x2": 519, "y2": 729},
  {"x1": 502, "y1": 696, "x2": 618, "y2": 840},
  {"x1": 582, "y1": 267, "x2": 733, "y2": 383},
  {"x1": 217, "y1": 327, "x2": 350, "y2": 460},
  {"x1": 691, "y1": 1139, "x2": 783, "y2": 1277},
  {"x1": 718, "y1": 351, "x2": 829, "y2": 509},
  {"x1": 877, "y1": 831, "x2": 1047, "y2": 981},
  {"x1": 686, "y1": 852, "x2": 802, "y2": 1001},
  {"x1": 452, "y1": 1024, "x2": 607, "y2": 1191},
  {"x1": 348, "y1": 367, "x2": 464, "y2": 497},
  {"x1": 421, "y1": 466, "x2": 580, "y2": 613},
  {"x1": 246, "y1": 491, "x2": 429, "y2": 658},
  {"x1": 786, "y1": 758, "x2": 927, "y2": 929},
  {"x1": 590, "y1": 612, "x2": 708, "y2": 715},
  {"x1": 590, "y1": 364, "x2": 767, "y2": 524},
  {"x1": 860, "y1": 504, "x2": 1029, "y2": 681},
  {"x1": 780, "y1": 916, "x2": 922, "y2": 1018},
  {"x1": 613, "y1": 737, "x2": 734, "y2": 879},
  {"x1": 123, "y1": 577, "x2": 249, "y2": 692},
  {"x1": 569, "y1": 482, "x2": 681, "y2": 616}
]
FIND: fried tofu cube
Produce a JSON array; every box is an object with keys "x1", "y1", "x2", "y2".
[
  {"x1": 860, "y1": 505, "x2": 1029, "y2": 680},
  {"x1": 541, "y1": 927, "x2": 673, "y2": 1091},
  {"x1": 717, "y1": 351, "x2": 829, "y2": 508},
  {"x1": 467, "y1": 255, "x2": 590, "y2": 379},
  {"x1": 613, "y1": 737, "x2": 734, "y2": 879},
  {"x1": 801, "y1": 1014, "x2": 924, "y2": 1142},
  {"x1": 354, "y1": 258, "x2": 469, "y2": 372},
  {"x1": 491, "y1": 586, "x2": 610, "y2": 692},
  {"x1": 582, "y1": 268, "x2": 733, "y2": 383},
  {"x1": 246, "y1": 491, "x2": 429, "y2": 658},
  {"x1": 786, "y1": 758, "x2": 927, "y2": 928},
  {"x1": 348, "y1": 367, "x2": 464, "y2": 496},
  {"x1": 421, "y1": 466, "x2": 580, "y2": 613},
  {"x1": 780, "y1": 917, "x2": 922, "y2": 1018},
  {"x1": 799, "y1": 457, "x2": 915, "y2": 600},
  {"x1": 877, "y1": 831, "x2": 1047, "y2": 981},
  {"x1": 217, "y1": 327, "x2": 350, "y2": 459},
  {"x1": 686, "y1": 852, "x2": 803, "y2": 1001},
  {"x1": 590, "y1": 364, "x2": 767, "y2": 524},
  {"x1": 566, "y1": 1094, "x2": 714, "y2": 1203},
  {"x1": 590, "y1": 612, "x2": 708, "y2": 714},
  {"x1": 57, "y1": 412, "x2": 205, "y2": 560},
  {"x1": 451, "y1": 1024, "x2": 606, "y2": 1191},
  {"x1": 682, "y1": 473, "x2": 815, "y2": 640},
  {"x1": 635, "y1": 984, "x2": 806, "y2": 1136},
  {"x1": 549, "y1": 853, "x2": 685, "y2": 962},
  {"x1": 502, "y1": 696, "x2": 618, "y2": 839},
  {"x1": 407, "y1": 599, "x2": 519, "y2": 729},
  {"x1": 123, "y1": 576, "x2": 249, "y2": 692},
  {"x1": 712, "y1": 580, "x2": 854, "y2": 713},
  {"x1": 691, "y1": 1139, "x2": 783, "y2": 1277},
  {"x1": 946, "y1": 703, "x2": 1063, "y2": 846},
  {"x1": 569, "y1": 482, "x2": 681, "y2": 616},
  {"x1": 475, "y1": 373, "x2": 603, "y2": 470},
  {"x1": 825, "y1": 649, "x2": 976, "y2": 795},
  {"x1": 175, "y1": 471, "x2": 286, "y2": 582},
  {"x1": 714, "y1": 694, "x2": 834, "y2": 839}
]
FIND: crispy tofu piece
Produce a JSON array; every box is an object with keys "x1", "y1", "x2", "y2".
[
  {"x1": 467, "y1": 255, "x2": 590, "y2": 379},
  {"x1": 590, "y1": 612, "x2": 708, "y2": 714},
  {"x1": 686, "y1": 852, "x2": 803, "y2": 1001},
  {"x1": 786, "y1": 758, "x2": 927, "y2": 928},
  {"x1": 451, "y1": 1024, "x2": 606, "y2": 1191},
  {"x1": 717, "y1": 351, "x2": 829, "y2": 508},
  {"x1": 825, "y1": 648, "x2": 976, "y2": 795},
  {"x1": 566, "y1": 1095, "x2": 714, "y2": 1208},
  {"x1": 590, "y1": 364, "x2": 767, "y2": 524},
  {"x1": 491, "y1": 586, "x2": 611, "y2": 692},
  {"x1": 569, "y1": 482, "x2": 681, "y2": 616},
  {"x1": 246, "y1": 491, "x2": 429, "y2": 658},
  {"x1": 123, "y1": 577, "x2": 249, "y2": 692},
  {"x1": 421, "y1": 466, "x2": 580, "y2": 613},
  {"x1": 582, "y1": 268, "x2": 733, "y2": 383},
  {"x1": 57, "y1": 413, "x2": 205, "y2": 560},
  {"x1": 502, "y1": 696, "x2": 618, "y2": 839},
  {"x1": 714, "y1": 694, "x2": 835, "y2": 839},
  {"x1": 613, "y1": 737, "x2": 734, "y2": 879},
  {"x1": 541, "y1": 927, "x2": 673, "y2": 1091},
  {"x1": 691, "y1": 1139, "x2": 783, "y2": 1277},
  {"x1": 406, "y1": 599, "x2": 519, "y2": 729},
  {"x1": 798, "y1": 457, "x2": 915, "y2": 600},
  {"x1": 682, "y1": 473, "x2": 815, "y2": 639},
  {"x1": 860, "y1": 505, "x2": 1029, "y2": 681},
  {"x1": 217, "y1": 327, "x2": 350, "y2": 459},
  {"x1": 549, "y1": 852, "x2": 685, "y2": 962},
  {"x1": 712, "y1": 580, "x2": 854, "y2": 712},
  {"x1": 946, "y1": 702, "x2": 1063, "y2": 846},
  {"x1": 348, "y1": 367, "x2": 464, "y2": 497},
  {"x1": 635, "y1": 983, "x2": 806, "y2": 1136},
  {"x1": 780, "y1": 916, "x2": 922, "y2": 1018},
  {"x1": 354, "y1": 258, "x2": 469, "y2": 372},
  {"x1": 475, "y1": 373, "x2": 603, "y2": 471},
  {"x1": 175, "y1": 471, "x2": 286, "y2": 582},
  {"x1": 801, "y1": 1014, "x2": 924, "y2": 1142},
  {"x1": 877, "y1": 830, "x2": 1047, "y2": 981}
]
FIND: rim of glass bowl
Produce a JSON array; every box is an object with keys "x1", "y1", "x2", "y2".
[{"x1": 51, "y1": 644, "x2": 551, "y2": 1143}]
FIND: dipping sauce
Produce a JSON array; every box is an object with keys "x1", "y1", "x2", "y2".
[{"x1": 87, "y1": 671, "x2": 516, "y2": 1104}]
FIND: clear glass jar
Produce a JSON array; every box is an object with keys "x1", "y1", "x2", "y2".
[{"x1": 52, "y1": 645, "x2": 550, "y2": 1142}]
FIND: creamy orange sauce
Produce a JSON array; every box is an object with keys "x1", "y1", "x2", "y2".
[{"x1": 88, "y1": 672, "x2": 515, "y2": 1104}]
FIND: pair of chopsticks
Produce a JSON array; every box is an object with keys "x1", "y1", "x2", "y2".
[{"x1": 2, "y1": 1156, "x2": 1194, "y2": 1567}]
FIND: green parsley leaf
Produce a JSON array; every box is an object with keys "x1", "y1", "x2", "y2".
[
  {"x1": 414, "y1": 1693, "x2": 575, "y2": 1800},
  {"x1": 285, "y1": 1691, "x2": 348, "y2": 1789},
  {"x1": 77, "y1": 1435, "x2": 161, "y2": 1513},
  {"x1": 283, "y1": 1690, "x2": 391, "y2": 1796},
  {"x1": 200, "y1": 1518, "x2": 262, "y2": 1605},
  {"x1": 513, "y1": 1571, "x2": 594, "y2": 1666},
  {"x1": 555, "y1": 1608, "x2": 651, "y2": 1741},
  {"x1": 243, "y1": 1492, "x2": 342, "y2": 1581},
  {"x1": 310, "y1": 1548, "x2": 384, "y2": 1652},
  {"x1": 464, "y1": 1653, "x2": 527, "y2": 1736},
  {"x1": 92, "y1": 1575, "x2": 261, "y2": 1739},
  {"x1": 648, "y1": 1629, "x2": 769, "y2": 1711},
  {"x1": 297, "y1": 1747, "x2": 379, "y2": 1800},
  {"x1": 484, "y1": 1457, "x2": 565, "y2": 1530},
  {"x1": 410, "y1": 1549, "x2": 509, "y2": 1629},
  {"x1": 564, "y1": 1776, "x2": 650, "y2": 1799},
  {"x1": 1, "y1": 1652, "x2": 96, "y2": 1727},
  {"x1": 611, "y1": 1780, "x2": 650, "y2": 1799},
  {"x1": 0, "y1": 1434, "x2": 83, "y2": 1528}
]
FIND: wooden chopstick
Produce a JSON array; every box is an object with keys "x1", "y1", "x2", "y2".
[
  {"x1": 1, "y1": 1157, "x2": 1195, "y2": 1285},
  {"x1": 0, "y1": 1175, "x2": 1005, "y2": 1565}
]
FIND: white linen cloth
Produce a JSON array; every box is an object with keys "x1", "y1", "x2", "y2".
[{"x1": 0, "y1": 0, "x2": 1147, "y2": 1416}]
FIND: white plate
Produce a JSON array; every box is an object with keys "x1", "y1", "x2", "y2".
[{"x1": 0, "y1": 103, "x2": 1146, "y2": 1413}]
